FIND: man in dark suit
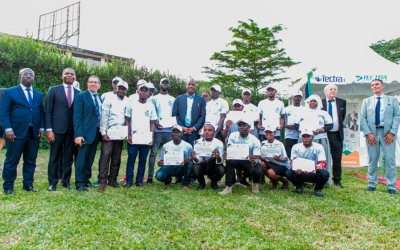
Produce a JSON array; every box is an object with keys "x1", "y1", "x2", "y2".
[
  {"x1": 1, "y1": 68, "x2": 44, "y2": 195},
  {"x1": 322, "y1": 83, "x2": 346, "y2": 188},
  {"x1": 73, "y1": 75, "x2": 102, "y2": 191},
  {"x1": 45, "y1": 68, "x2": 80, "y2": 191},
  {"x1": 172, "y1": 79, "x2": 206, "y2": 146}
]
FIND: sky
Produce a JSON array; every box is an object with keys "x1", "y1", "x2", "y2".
[{"x1": 1, "y1": 0, "x2": 400, "y2": 89}]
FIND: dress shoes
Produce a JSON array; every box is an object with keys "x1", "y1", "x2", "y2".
[
  {"x1": 366, "y1": 186, "x2": 376, "y2": 192},
  {"x1": 147, "y1": 178, "x2": 153, "y2": 184},
  {"x1": 108, "y1": 181, "x2": 120, "y2": 188},
  {"x1": 62, "y1": 183, "x2": 72, "y2": 190},
  {"x1": 76, "y1": 186, "x2": 88, "y2": 192},
  {"x1": 211, "y1": 182, "x2": 219, "y2": 190},
  {"x1": 97, "y1": 184, "x2": 106, "y2": 193},
  {"x1": 314, "y1": 189, "x2": 324, "y2": 197},
  {"x1": 47, "y1": 185, "x2": 57, "y2": 191},
  {"x1": 334, "y1": 181, "x2": 344, "y2": 188},
  {"x1": 23, "y1": 186, "x2": 38, "y2": 192},
  {"x1": 124, "y1": 183, "x2": 132, "y2": 189},
  {"x1": 388, "y1": 189, "x2": 397, "y2": 195},
  {"x1": 4, "y1": 189, "x2": 15, "y2": 195},
  {"x1": 196, "y1": 184, "x2": 206, "y2": 191},
  {"x1": 85, "y1": 182, "x2": 93, "y2": 188}
]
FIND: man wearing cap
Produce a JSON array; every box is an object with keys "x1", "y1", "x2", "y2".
[
  {"x1": 241, "y1": 88, "x2": 260, "y2": 138},
  {"x1": 191, "y1": 123, "x2": 224, "y2": 190},
  {"x1": 260, "y1": 125, "x2": 290, "y2": 189},
  {"x1": 286, "y1": 128, "x2": 329, "y2": 197},
  {"x1": 172, "y1": 79, "x2": 206, "y2": 146},
  {"x1": 97, "y1": 80, "x2": 129, "y2": 192},
  {"x1": 148, "y1": 78, "x2": 176, "y2": 184},
  {"x1": 155, "y1": 125, "x2": 193, "y2": 189},
  {"x1": 125, "y1": 83, "x2": 157, "y2": 188},
  {"x1": 73, "y1": 75, "x2": 102, "y2": 192},
  {"x1": 221, "y1": 99, "x2": 255, "y2": 139},
  {"x1": 361, "y1": 79, "x2": 400, "y2": 195},
  {"x1": 220, "y1": 120, "x2": 262, "y2": 195},
  {"x1": 321, "y1": 84, "x2": 346, "y2": 188},
  {"x1": 45, "y1": 68, "x2": 80, "y2": 191},
  {"x1": 202, "y1": 91, "x2": 211, "y2": 103},
  {"x1": 129, "y1": 79, "x2": 147, "y2": 102},
  {"x1": 283, "y1": 90, "x2": 307, "y2": 159},
  {"x1": 2, "y1": 68, "x2": 44, "y2": 195},
  {"x1": 257, "y1": 84, "x2": 285, "y2": 141},
  {"x1": 205, "y1": 84, "x2": 229, "y2": 141},
  {"x1": 101, "y1": 77, "x2": 122, "y2": 102}
]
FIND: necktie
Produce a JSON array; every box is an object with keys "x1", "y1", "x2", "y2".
[
  {"x1": 328, "y1": 100, "x2": 333, "y2": 118},
  {"x1": 375, "y1": 97, "x2": 381, "y2": 126},
  {"x1": 26, "y1": 88, "x2": 33, "y2": 106},
  {"x1": 93, "y1": 94, "x2": 101, "y2": 125},
  {"x1": 67, "y1": 85, "x2": 72, "y2": 108}
]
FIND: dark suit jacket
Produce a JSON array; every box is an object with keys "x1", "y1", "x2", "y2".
[
  {"x1": 1, "y1": 85, "x2": 45, "y2": 139},
  {"x1": 73, "y1": 90, "x2": 101, "y2": 144},
  {"x1": 45, "y1": 84, "x2": 80, "y2": 134},
  {"x1": 322, "y1": 97, "x2": 346, "y2": 140},
  {"x1": 172, "y1": 93, "x2": 206, "y2": 131}
]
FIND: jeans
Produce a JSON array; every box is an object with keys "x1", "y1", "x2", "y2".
[
  {"x1": 155, "y1": 162, "x2": 193, "y2": 186},
  {"x1": 126, "y1": 144, "x2": 150, "y2": 185},
  {"x1": 148, "y1": 132, "x2": 172, "y2": 179}
]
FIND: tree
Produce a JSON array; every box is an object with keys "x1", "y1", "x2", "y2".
[
  {"x1": 370, "y1": 38, "x2": 400, "y2": 65},
  {"x1": 203, "y1": 19, "x2": 299, "y2": 102}
]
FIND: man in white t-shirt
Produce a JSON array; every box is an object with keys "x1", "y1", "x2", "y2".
[
  {"x1": 221, "y1": 99, "x2": 254, "y2": 138},
  {"x1": 241, "y1": 88, "x2": 259, "y2": 138},
  {"x1": 128, "y1": 79, "x2": 147, "y2": 102},
  {"x1": 101, "y1": 76, "x2": 122, "y2": 102},
  {"x1": 124, "y1": 83, "x2": 157, "y2": 188},
  {"x1": 257, "y1": 84, "x2": 284, "y2": 141},
  {"x1": 205, "y1": 84, "x2": 229, "y2": 140}
]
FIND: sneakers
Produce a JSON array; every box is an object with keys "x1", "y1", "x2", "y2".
[
  {"x1": 92, "y1": 180, "x2": 100, "y2": 187},
  {"x1": 293, "y1": 185, "x2": 304, "y2": 194},
  {"x1": 147, "y1": 178, "x2": 153, "y2": 184},
  {"x1": 366, "y1": 186, "x2": 376, "y2": 192},
  {"x1": 211, "y1": 182, "x2": 219, "y2": 190},
  {"x1": 388, "y1": 189, "x2": 397, "y2": 195},
  {"x1": 252, "y1": 183, "x2": 259, "y2": 193},
  {"x1": 219, "y1": 186, "x2": 232, "y2": 195}
]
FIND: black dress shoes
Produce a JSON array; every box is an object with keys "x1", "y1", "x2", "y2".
[
  {"x1": 4, "y1": 190, "x2": 15, "y2": 195},
  {"x1": 124, "y1": 183, "x2": 132, "y2": 189},
  {"x1": 314, "y1": 189, "x2": 324, "y2": 197},
  {"x1": 23, "y1": 186, "x2": 38, "y2": 192},
  {"x1": 85, "y1": 182, "x2": 93, "y2": 188},
  {"x1": 62, "y1": 183, "x2": 72, "y2": 190},
  {"x1": 334, "y1": 181, "x2": 344, "y2": 188},
  {"x1": 47, "y1": 185, "x2": 57, "y2": 191},
  {"x1": 76, "y1": 186, "x2": 88, "y2": 192},
  {"x1": 293, "y1": 185, "x2": 304, "y2": 194}
]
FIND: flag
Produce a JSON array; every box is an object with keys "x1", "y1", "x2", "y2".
[{"x1": 305, "y1": 70, "x2": 314, "y2": 98}]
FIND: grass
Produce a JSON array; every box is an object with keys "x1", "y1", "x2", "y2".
[{"x1": 0, "y1": 149, "x2": 399, "y2": 249}]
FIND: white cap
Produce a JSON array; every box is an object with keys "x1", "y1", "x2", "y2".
[
  {"x1": 116, "y1": 80, "x2": 129, "y2": 90},
  {"x1": 210, "y1": 84, "x2": 222, "y2": 93},
  {"x1": 242, "y1": 88, "x2": 251, "y2": 95},
  {"x1": 291, "y1": 89, "x2": 303, "y2": 97},
  {"x1": 160, "y1": 78, "x2": 170, "y2": 84},
  {"x1": 266, "y1": 83, "x2": 276, "y2": 90},
  {"x1": 232, "y1": 99, "x2": 244, "y2": 106},
  {"x1": 264, "y1": 124, "x2": 276, "y2": 132},
  {"x1": 137, "y1": 79, "x2": 147, "y2": 87},
  {"x1": 301, "y1": 127, "x2": 314, "y2": 136},
  {"x1": 139, "y1": 82, "x2": 150, "y2": 90},
  {"x1": 147, "y1": 82, "x2": 155, "y2": 89},
  {"x1": 112, "y1": 77, "x2": 122, "y2": 85},
  {"x1": 172, "y1": 124, "x2": 183, "y2": 132}
]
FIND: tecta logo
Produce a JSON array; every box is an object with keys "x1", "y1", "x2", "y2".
[{"x1": 313, "y1": 75, "x2": 346, "y2": 83}]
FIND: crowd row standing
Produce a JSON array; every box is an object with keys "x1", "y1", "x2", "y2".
[{"x1": 1, "y1": 68, "x2": 399, "y2": 197}]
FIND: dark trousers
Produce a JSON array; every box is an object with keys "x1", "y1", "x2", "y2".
[
  {"x1": 284, "y1": 138, "x2": 298, "y2": 159},
  {"x1": 126, "y1": 144, "x2": 150, "y2": 185},
  {"x1": 193, "y1": 160, "x2": 224, "y2": 186},
  {"x1": 48, "y1": 131, "x2": 74, "y2": 186},
  {"x1": 155, "y1": 162, "x2": 193, "y2": 186},
  {"x1": 99, "y1": 140, "x2": 123, "y2": 184},
  {"x1": 75, "y1": 132, "x2": 100, "y2": 188},
  {"x1": 328, "y1": 132, "x2": 343, "y2": 182},
  {"x1": 225, "y1": 160, "x2": 262, "y2": 187},
  {"x1": 148, "y1": 132, "x2": 172, "y2": 179},
  {"x1": 182, "y1": 132, "x2": 199, "y2": 147},
  {"x1": 2, "y1": 129, "x2": 39, "y2": 191},
  {"x1": 286, "y1": 169, "x2": 329, "y2": 190}
]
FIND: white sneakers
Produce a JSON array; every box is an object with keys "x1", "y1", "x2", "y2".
[
  {"x1": 219, "y1": 186, "x2": 232, "y2": 195},
  {"x1": 252, "y1": 183, "x2": 259, "y2": 193}
]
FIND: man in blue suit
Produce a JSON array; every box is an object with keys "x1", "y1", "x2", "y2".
[
  {"x1": 172, "y1": 79, "x2": 206, "y2": 146},
  {"x1": 73, "y1": 75, "x2": 102, "y2": 191},
  {"x1": 1, "y1": 68, "x2": 44, "y2": 195},
  {"x1": 361, "y1": 79, "x2": 400, "y2": 195}
]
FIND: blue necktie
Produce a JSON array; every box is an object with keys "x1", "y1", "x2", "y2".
[
  {"x1": 93, "y1": 94, "x2": 101, "y2": 126},
  {"x1": 328, "y1": 100, "x2": 333, "y2": 118},
  {"x1": 26, "y1": 88, "x2": 33, "y2": 106},
  {"x1": 375, "y1": 97, "x2": 381, "y2": 126}
]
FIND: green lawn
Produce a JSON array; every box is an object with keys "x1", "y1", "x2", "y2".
[{"x1": 0, "y1": 149, "x2": 399, "y2": 249}]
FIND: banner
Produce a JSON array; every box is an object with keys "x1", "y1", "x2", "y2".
[{"x1": 342, "y1": 103, "x2": 361, "y2": 167}]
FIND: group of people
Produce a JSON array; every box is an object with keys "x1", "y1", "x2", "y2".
[{"x1": 1, "y1": 67, "x2": 399, "y2": 197}]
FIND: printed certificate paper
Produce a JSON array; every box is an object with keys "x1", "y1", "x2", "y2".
[
  {"x1": 131, "y1": 131, "x2": 153, "y2": 145},
  {"x1": 107, "y1": 126, "x2": 128, "y2": 140},
  {"x1": 292, "y1": 158, "x2": 315, "y2": 172},
  {"x1": 164, "y1": 150, "x2": 184, "y2": 165},
  {"x1": 261, "y1": 144, "x2": 281, "y2": 158},
  {"x1": 194, "y1": 141, "x2": 214, "y2": 157},
  {"x1": 159, "y1": 116, "x2": 177, "y2": 128},
  {"x1": 227, "y1": 144, "x2": 249, "y2": 160}
]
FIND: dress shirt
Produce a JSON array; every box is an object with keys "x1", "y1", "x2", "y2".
[
  {"x1": 63, "y1": 83, "x2": 75, "y2": 103},
  {"x1": 374, "y1": 94, "x2": 385, "y2": 126},
  {"x1": 326, "y1": 98, "x2": 339, "y2": 132},
  {"x1": 185, "y1": 94, "x2": 194, "y2": 127}
]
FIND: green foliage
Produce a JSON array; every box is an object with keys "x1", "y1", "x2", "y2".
[
  {"x1": 203, "y1": 19, "x2": 299, "y2": 101},
  {"x1": 370, "y1": 38, "x2": 400, "y2": 65}
]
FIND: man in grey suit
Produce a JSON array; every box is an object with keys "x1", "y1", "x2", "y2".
[{"x1": 361, "y1": 79, "x2": 400, "y2": 195}]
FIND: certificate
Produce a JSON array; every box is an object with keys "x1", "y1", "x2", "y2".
[
  {"x1": 227, "y1": 144, "x2": 249, "y2": 160},
  {"x1": 131, "y1": 131, "x2": 152, "y2": 145},
  {"x1": 194, "y1": 141, "x2": 214, "y2": 157},
  {"x1": 261, "y1": 144, "x2": 281, "y2": 158},
  {"x1": 106, "y1": 126, "x2": 128, "y2": 140},
  {"x1": 159, "y1": 116, "x2": 177, "y2": 128},
  {"x1": 226, "y1": 111, "x2": 243, "y2": 123},
  {"x1": 164, "y1": 150, "x2": 184, "y2": 165},
  {"x1": 292, "y1": 158, "x2": 315, "y2": 172},
  {"x1": 262, "y1": 118, "x2": 279, "y2": 130}
]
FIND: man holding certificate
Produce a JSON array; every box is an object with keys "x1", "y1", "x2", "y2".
[
  {"x1": 97, "y1": 80, "x2": 129, "y2": 192},
  {"x1": 155, "y1": 125, "x2": 193, "y2": 190},
  {"x1": 259, "y1": 126, "x2": 290, "y2": 190},
  {"x1": 221, "y1": 99, "x2": 254, "y2": 138},
  {"x1": 220, "y1": 120, "x2": 262, "y2": 195},
  {"x1": 191, "y1": 123, "x2": 224, "y2": 190},
  {"x1": 124, "y1": 83, "x2": 157, "y2": 188},
  {"x1": 286, "y1": 128, "x2": 330, "y2": 197}
]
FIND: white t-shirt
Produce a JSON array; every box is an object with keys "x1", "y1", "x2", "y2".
[
  {"x1": 298, "y1": 109, "x2": 332, "y2": 140},
  {"x1": 205, "y1": 98, "x2": 229, "y2": 128},
  {"x1": 258, "y1": 98, "x2": 284, "y2": 135},
  {"x1": 160, "y1": 140, "x2": 193, "y2": 164},
  {"x1": 194, "y1": 138, "x2": 224, "y2": 163},
  {"x1": 283, "y1": 105, "x2": 307, "y2": 140},
  {"x1": 227, "y1": 132, "x2": 261, "y2": 156},
  {"x1": 99, "y1": 96, "x2": 130, "y2": 135},
  {"x1": 291, "y1": 142, "x2": 326, "y2": 165},
  {"x1": 261, "y1": 139, "x2": 290, "y2": 168},
  {"x1": 152, "y1": 93, "x2": 175, "y2": 132},
  {"x1": 242, "y1": 102, "x2": 259, "y2": 122},
  {"x1": 101, "y1": 91, "x2": 116, "y2": 103},
  {"x1": 125, "y1": 99, "x2": 157, "y2": 133}
]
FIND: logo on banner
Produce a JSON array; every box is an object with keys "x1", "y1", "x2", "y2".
[
  {"x1": 354, "y1": 75, "x2": 387, "y2": 83},
  {"x1": 313, "y1": 75, "x2": 346, "y2": 83}
]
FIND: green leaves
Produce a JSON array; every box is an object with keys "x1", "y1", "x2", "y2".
[{"x1": 370, "y1": 38, "x2": 400, "y2": 65}]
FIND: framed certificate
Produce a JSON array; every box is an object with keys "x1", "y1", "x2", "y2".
[
  {"x1": 194, "y1": 141, "x2": 214, "y2": 157},
  {"x1": 227, "y1": 144, "x2": 249, "y2": 160},
  {"x1": 164, "y1": 150, "x2": 184, "y2": 165},
  {"x1": 106, "y1": 125, "x2": 128, "y2": 140},
  {"x1": 159, "y1": 116, "x2": 177, "y2": 128},
  {"x1": 292, "y1": 158, "x2": 315, "y2": 172},
  {"x1": 131, "y1": 131, "x2": 152, "y2": 145},
  {"x1": 261, "y1": 143, "x2": 281, "y2": 158}
]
